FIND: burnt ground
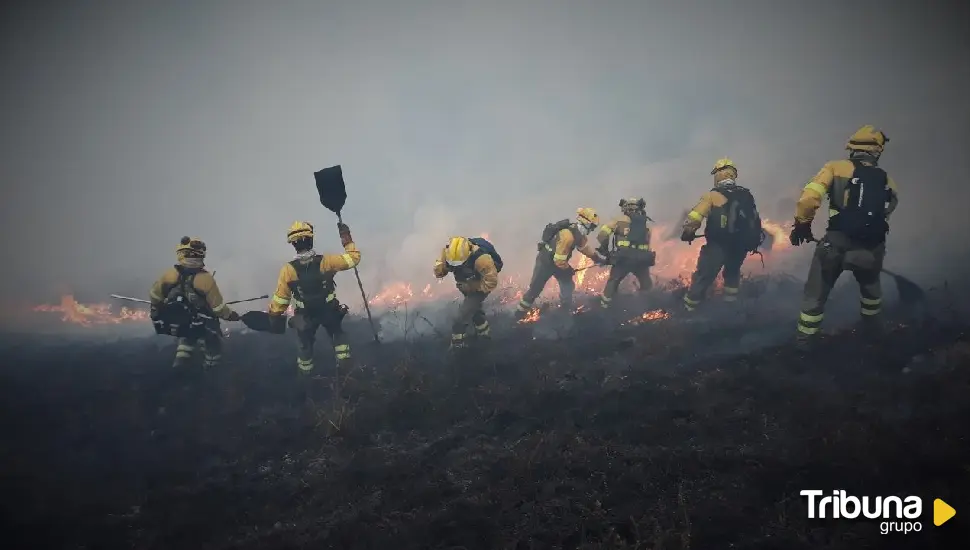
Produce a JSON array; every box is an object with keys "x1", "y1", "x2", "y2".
[{"x1": 1, "y1": 274, "x2": 969, "y2": 550}]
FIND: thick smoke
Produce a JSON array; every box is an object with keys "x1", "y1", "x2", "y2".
[{"x1": 2, "y1": 0, "x2": 968, "y2": 316}]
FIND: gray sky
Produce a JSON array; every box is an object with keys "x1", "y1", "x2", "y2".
[{"x1": 2, "y1": 0, "x2": 969, "y2": 307}]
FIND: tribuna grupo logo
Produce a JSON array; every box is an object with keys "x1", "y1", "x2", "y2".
[{"x1": 800, "y1": 490, "x2": 923, "y2": 535}]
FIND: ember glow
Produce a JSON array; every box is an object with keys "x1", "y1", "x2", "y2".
[
  {"x1": 517, "y1": 309, "x2": 541, "y2": 324},
  {"x1": 624, "y1": 308, "x2": 672, "y2": 325}
]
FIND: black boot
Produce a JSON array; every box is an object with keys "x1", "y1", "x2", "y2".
[
  {"x1": 858, "y1": 314, "x2": 885, "y2": 337},
  {"x1": 794, "y1": 331, "x2": 818, "y2": 352}
]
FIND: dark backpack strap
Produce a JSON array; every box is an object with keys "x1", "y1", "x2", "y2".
[
  {"x1": 178, "y1": 272, "x2": 193, "y2": 296},
  {"x1": 467, "y1": 247, "x2": 482, "y2": 267},
  {"x1": 171, "y1": 267, "x2": 190, "y2": 297}
]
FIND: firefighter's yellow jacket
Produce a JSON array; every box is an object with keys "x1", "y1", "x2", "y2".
[
  {"x1": 682, "y1": 189, "x2": 732, "y2": 233},
  {"x1": 597, "y1": 215, "x2": 652, "y2": 250},
  {"x1": 795, "y1": 159, "x2": 899, "y2": 224},
  {"x1": 268, "y1": 242, "x2": 361, "y2": 316},
  {"x1": 149, "y1": 268, "x2": 236, "y2": 320},
  {"x1": 433, "y1": 244, "x2": 499, "y2": 294},
  {"x1": 548, "y1": 228, "x2": 600, "y2": 269}
]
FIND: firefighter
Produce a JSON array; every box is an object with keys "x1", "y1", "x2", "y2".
[
  {"x1": 596, "y1": 198, "x2": 655, "y2": 309},
  {"x1": 267, "y1": 221, "x2": 361, "y2": 372},
  {"x1": 433, "y1": 236, "x2": 500, "y2": 350},
  {"x1": 789, "y1": 125, "x2": 899, "y2": 344},
  {"x1": 149, "y1": 236, "x2": 241, "y2": 369},
  {"x1": 515, "y1": 207, "x2": 607, "y2": 319},
  {"x1": 681, "y1": 158, "x2": 763, "y2": 311}
]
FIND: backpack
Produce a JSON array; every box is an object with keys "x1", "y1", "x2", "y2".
[
  {"x1": 624, "y1": 212, "x2": 650, "y2": 246},
  {"x1": 541, "y1": 219, "x2": 573, "y2": 244},
  {"x1": 287, "y1": 255, "x2": 338, "y2": 313},
  {"x1": 612, "y1": 213, "x2": 656, "y2": 266},
  {"x1": 153, "y1": 271, "x2": 207, "y2": 338},
  {"x1": 829, "y1": 160, "x2": 890, "y2": 245},
  {"x1": 468, "y1": 237, "x2": 504, "y2": 272},
  {"x1": 539, "y1": 219, "x2": 584, "y2": 253},
  {"x1": 711, "y1": 185, "x2": 764, "y2": 252}
]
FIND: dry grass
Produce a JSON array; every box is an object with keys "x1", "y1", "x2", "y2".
[{"x1": 1, "y1": 276, "x2": 967, "y2": 549}]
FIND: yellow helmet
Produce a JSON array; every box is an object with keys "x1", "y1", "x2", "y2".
[
  {"x1": 711, "y1": 157, "x2": 738, "y2": 184},
  {"x1": 286, "y1": 221, "x2": 315, "y2": 243},
  {"x1": 176, "y1": 236, "x2": 206, "y2": 259},
  {"x1": 846, "y1": 125, "x2": 889, "y2": 154},
  {"x1": 444, "y1": 237, "x2": 473, "y2": 267},
  {"x1": 576, "y1": 207, "x2": 599, "y2": 227}
]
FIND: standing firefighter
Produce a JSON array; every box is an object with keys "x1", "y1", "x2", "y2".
[
  {"x1": 267, "y1": 221, "x2": 361, "y2": 372},
  {"x1": 790, "y1": 125, "x2": 899, "y2": 343},
  {"x1": 596, "y1": 198, "x2": 656, "y2": 309},
  {"x1": 515, "y1": 208, "x2": 606, "y2": 319},
  {"x1": 681, "y1": 158, "x2": 763, "y2": 311},
  {"x1": 149, "y1": 236, "x2": 241, "y2": 369},
  {"x1": 433, "y1": 236, "x2": 502, "y2": 350}
]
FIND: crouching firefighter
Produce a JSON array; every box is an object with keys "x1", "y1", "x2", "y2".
[
  {"x1": 596, "y1": 198, "x2": 655, "y2": 309},
  {"x1": 267, "y1": 221, "x2": 361, "y2": 372},
  {"x1": 149, "y1": 236, "x2": 241, "y2": 369},
  {"x1": 433, "y1": 236, "x2": 502, "y2": 350},
  {"x1": 790, "y1": 125, "x2": 899, "y2": 344},
  {"x1": 515, "y1": 207, "x2": 606, "y2": 319},
  {"x1": 681, "y1": 158, "x2": 764, "y2": 311}
]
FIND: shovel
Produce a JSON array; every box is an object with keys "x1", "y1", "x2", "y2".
[{"x1": 314, "y1": 165, "x2": 380, "y2": 344}]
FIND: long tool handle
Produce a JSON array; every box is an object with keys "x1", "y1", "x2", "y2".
[
  {"x1": 226, "y1": 295, "x2": 270, "y2": 305},
  {"x1": 111, "y1": 294, "x2": 268, "y2": 305},
  {"x1": 110, "y1": 294, "x2": 150, "y2": 304},
  {"x1": 573, "y1": 263, "x2": 607, "y2": 273},
  {"x1": 339, "y1": 213, "x2": 380, "y2": 344}
]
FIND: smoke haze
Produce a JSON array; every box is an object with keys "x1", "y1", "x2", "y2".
[{"x1": 2, "y1": 0, "x2": 969, "y2": 309}]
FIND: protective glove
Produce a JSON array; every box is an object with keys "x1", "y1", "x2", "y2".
[
  {"x1": 150, "y1": 306, "x2": 160, "y2": 321},
  {"x1": 593, "y1": 254, "x2": 609, "y2": 266},
  {"x1": 433, "y1": 260, "x2": 448, "y2": 278},
  {"x1": 680, "y1": 228, "x2": 697, "y2": 244},
  {"x1": 226, "y1": 310, "x2": 241, "y2": 322},
  {"x1": 337, "y1": 222, "x2": 353, "y2": 247},
  {"x1": 789, "y1": 221, "x2": 815, "y2": 246}
]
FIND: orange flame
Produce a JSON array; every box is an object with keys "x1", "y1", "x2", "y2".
[
  {"x1": 574, "y1": 255, "x2": 594, "y2": 287},
  {"x1": 34, "y1": 220, "x2": 798, "y2": 327},
  {"x1": 359, "y1": 220, "x2": 798, "y2": 312},
  {"x1": 32, "y1": 295, "x2": 149, "y2": 327}
]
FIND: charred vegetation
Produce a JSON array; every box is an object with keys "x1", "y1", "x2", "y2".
[{"x1": 2, "y1": 274, "x2": 968, "y2": 549}]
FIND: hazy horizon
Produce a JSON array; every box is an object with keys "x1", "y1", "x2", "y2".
[{"x1": 3, "y1": 0, "x2": 969, "y2": 314}]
